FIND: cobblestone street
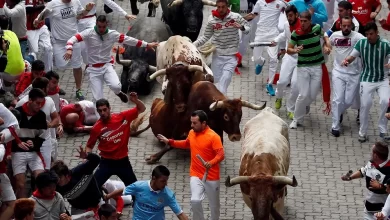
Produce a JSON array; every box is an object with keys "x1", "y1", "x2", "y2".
[{"x1": 54, "y1": 0, "x2": 390, "y2": 219}]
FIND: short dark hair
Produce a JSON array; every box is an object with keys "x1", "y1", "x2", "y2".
[
  {"x1": 374, "y1": 142, "x2": 389, "y2": 161},
  {"x1": 31, "y1": 60, "x2": 45, "y2": 72},
  {"x1": 45, "y1": 70, "x2": 59, "y2": 80},
  {"x1": 300, "y1": 11, "x2": 312, "y2": 20},
  {"x1": 51, "y1": 160, "x2": 71, "y2": 177},
  {"x1": 14, "y1": 198, "x2": 35, "y2": 220},
  {"x1": 191, "y1": 110, "x2": 208, "y2": 123},
  {"x1": 216, "y1": 0, "x2": 228, "y2": 4},
  {"x1": 35, "y1": 170, "x2": 59, "y2": 190},
  {"x1": 285, "y1": 5, "x2": 298, "y2": 14},
  {"x1": 2, "y1": 92, "x2": 15, "y2": 108},
  {"x1": 96, "y1": 99, "x2": 110, "y2": 109},
  {"x1": 152, "y1": 165, "x2": 170, "y2": 179},
  {"x1": 98, "y1": 204, "x2": 116, "y2": 219},
  {"x1": 341, "y1": 16, "x2": 353, "y2": 24},
  {"x1": 32, "y1": 77, "x2": 49, "y2": 90},
  {"x1": 10, "y1": 109, "x2": 21, "y2": 122},
  {"x1": 28, "y1": 88, "x2": 46, "y2": 101},
  {"x1": 0, "y1": 15, "x2": 9, "y2": 30},
  {"x1": 365, "y1": 21, "x2": 378, "y2": 32},
  {"x1": 96, "y1": 15, "x2": 108, "y2": 23},
  {"x1": 338, "y1": 0, "x2": 352, "y2": 10}
]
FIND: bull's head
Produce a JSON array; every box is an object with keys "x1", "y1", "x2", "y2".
[
  {"x1": 209, "y1": 100, "x2": 266, "y2": 142},
  {"x1": 147, "y1": 64, "x2": 205, "y2": 112},
  {"x1": 226, "y1": 175, "x2": 298, "y2": 220},
  {"x1": 168, "y1": 0, "x2": 216, "y2": 37},
  {"x1": 116, "y1": 47, "x2": 157, "y2": 93}
]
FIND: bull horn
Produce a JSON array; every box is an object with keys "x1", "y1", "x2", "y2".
[
  {"x1": 225, "y1": 175, "x2": 250, "y2": 187},
  {"x1": 202, "y1": 0, "x2": 216, "y2": 6},
  {"x1": 115, "y1": 46, "x2": 132, "y2": 66},
  {"x1": 168, "y1": 0, "x2": 183, "y2": 7},
  {"x1": 209, "y1": 100, "x2": 224, "y2": 111},
  {"x1": 147, "y1": 69, "x2": 166, "y2": 82},
  {"x1": 188, "y1": 65, "x2": 204, "y2": 73},
  {"x1": 241, "y1": 100, "x2": 267, "y2": 110},
  {"x1": 148, "y1": 65, "x2": 157, "y2": 73},
  {"x1": 272, "y1": 175, "x2": 298, "y2": 187}
]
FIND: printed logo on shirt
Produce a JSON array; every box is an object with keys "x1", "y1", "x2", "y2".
[
  {"x1": 334, "y1": 38, "x2": 352, "y2": 47},
  {"x1": 213, "y1": 23, "x2": 223, "y2": 30},
  {"x1": 60, "y1": 7, "x2": 76, "y2": 19},
  {"x1": 99, "y1": 120, "x2": 128, "y2": 143},
  {"x1": 157, "y1": 197, "x2": 164, "y2": 204}
]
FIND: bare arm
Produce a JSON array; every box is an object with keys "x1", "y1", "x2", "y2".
[{"x1": 177, "y1": 213, "x2": 189, "y2": 220}]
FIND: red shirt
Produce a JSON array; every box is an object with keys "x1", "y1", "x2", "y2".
[
  {"x1": 25, "y1": 0, "x2": 45, "y2": 30},
  {"x1": 290, "y1": 18, "x2": 301, "y2": 33},
  {"x1": 60, "y1": 104, "x2": 85, "y2": 128},
  {"x1": 15, "y1": 72, "x2": 33, "y2": 97},
  {"x1": 349, "y1": 0, "x2": 380, "y2": 26},
  {"x1": 381, "y1": 13, "x2": 390, "y2": 31},
  {"x1": 86, "y1": 108, "x2": 138, "y2": 160}
]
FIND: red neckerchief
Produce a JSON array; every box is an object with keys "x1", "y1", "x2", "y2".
[
  {"x1": 290, "y1": 18, "x2": 301, "y2": 33},
  {"x1": 22, "y1": 99, "x2": 46, "y2": 116},
  {"x1": 47, "y1": 86, "x2": 60, "y2": 95},
  {"x1": 212, "y1": 9, "x2": 230, "y2": 20},
  {"x1": 32, "y1": 189, "x2": 56, "y2": 200},
  {"x1": 295, "y1": 25, "x2": 313, "y2": 35},
  {"x1": 265, "y1": 0, "x2": 275, "y2": 3}
]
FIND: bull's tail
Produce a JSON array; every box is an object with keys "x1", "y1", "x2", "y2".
[{"x1": 130, "y1": 112, "x2": 151, "y2": 137}]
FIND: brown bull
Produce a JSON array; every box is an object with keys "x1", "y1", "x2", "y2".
[{"x1": 132, "y1": 81, "x2": 267, "y2": 164}]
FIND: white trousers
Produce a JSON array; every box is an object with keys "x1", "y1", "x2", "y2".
[
  {"x1": 87, "y1": 63, "x2": 122, "y2": 102},
  {"x1": 78, "y1": 17, "x2": 96, "y2": 64},
  {"x1": 190, "y1": 177, "x2": 220, "y2": 220},
  {"x1": 0, "y1": 173, "x2": 15, "y2": 202},
  {"x1": 26, "y1": 25, "x2": 53, "y2": 72},
  {"x1": 210, "y1": 54, "x2": 237, "y2": 95},
  {"x1": 238, "y1": 16, "x2": 259, "y2": 56},
  {"x1": 253, "y1": 27, "x2": 279, "y2": 84},
  {"x1": 331, "y1": 70, "x2": 360, "y2": 130},
  {"x1": 294, "y1": 65, "x2": 323, "y2": 121},
  {"x1": 53, "y1": 39, "x2": 82, "y2": 69},
  {"x1": 364, "y1": 208, "x2": 376, "y2": 220},
  {"x1": 41, "y1": 138, "x2": 52, "y2": 170},
  {"x1": 275, "y1": 54, "x2": 299, "y2": 112},
  {"x1": 323, "y1": 0, "x2": 336, "y2": 31},
  {"x1": 359, "y1": 79, "x2": 390, "y2": 136}
]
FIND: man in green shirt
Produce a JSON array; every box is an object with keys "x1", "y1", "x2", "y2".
[
  {"x1": 343, "y1": 21, "x2": 390, "y2": 143},
  {"x1": 287, "y1": 11, "x2": 331, "y2": 129}
]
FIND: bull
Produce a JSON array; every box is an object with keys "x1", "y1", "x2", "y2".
[
  {"x1": 156, "y1": 0, "x2": 216, "y2": 42},
  {"x1": 225, "y1": 107, "x2": 298, "y2": 220},
  {"x1": 147, "y1": 35, "x2": 215, "y2": 112},
  {"x1": 116, "y1": 17, "x2": 173, "y2": 95},
  {"x1": 132, "y1": 81, "x2": 267, "y2": 164}
]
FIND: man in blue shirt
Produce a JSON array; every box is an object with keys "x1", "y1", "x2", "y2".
[
  {"x1": 288, "y1": 0, "x2": 328, "y2": 26},
  {"x1": 105, "y1": 165, "x2": 189, "y2": 220}
]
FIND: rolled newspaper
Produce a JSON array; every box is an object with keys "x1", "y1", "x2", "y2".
[
  {"x1": 249, "y1": 42, "x2": 274, "y2": 48},
  {"x1": 196, "y1": 154, "x2": 209, "y2": 182}
]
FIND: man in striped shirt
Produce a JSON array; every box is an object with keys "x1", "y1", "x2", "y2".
[
  {"x1": 343, "y1": 22, "x2": 390, "y2": 143},
  {"x1": 288, "y1": 11, "x2": 331, "y2": 129},
  {"x1": 194, "y1": 0, "x2": 250, "y2": 95}
]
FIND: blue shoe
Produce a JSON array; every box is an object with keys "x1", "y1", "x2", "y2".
[
  {"x1": 266, "y1": 84, "x2": 275, "y2": 96},
  {"x1": 255, "y1": 60, "x2": 265, "y2": 75}
]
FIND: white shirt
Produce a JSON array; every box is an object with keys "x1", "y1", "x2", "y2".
[
  {"x1": 78, "y1": 100, "x2": 99, "y2": 124},
  {"x1": 381, "y1": 195, "x2": 390, "y2": 219},
  {"x1": 66, "y1": 28, "x2": 147, "y2": 64},
  {"x1": 252, "y1": 0, "x2": 286, "y2": 28},
  {"x1": 0, "y1": 103, "x2": 18, "y2": 131},
  {"x1": 0, "y1": 1, "x2": 27, "y2": 38},
  {"x1": 44, "y1": 0, "x2": 84, "y2": 41},
  {"x1": 329, "y1": 30, "x2": 364, "y2": 74},
  {"x1": 16, "y1": 96, "x2": 57, "y2": 139}
]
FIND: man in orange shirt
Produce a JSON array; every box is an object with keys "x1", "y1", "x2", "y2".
[
  {"x1": 157, "y1": 110, "x2": 225, "y2": 220},
  {"x1": 85, "y1": 92, "x2": 146, "y2": 186}
]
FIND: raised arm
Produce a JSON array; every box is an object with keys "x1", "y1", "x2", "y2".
[
  {"x1": 1, "y1": 1, "x2": 25, "y2": 18},
  {"x1": 193, "y1": 20, "x2": 214, "y2": 47}
]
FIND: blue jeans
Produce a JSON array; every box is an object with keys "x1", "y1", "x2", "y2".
[{"x1": 19, "y1": 40, "x2": 34, "y2": 64}]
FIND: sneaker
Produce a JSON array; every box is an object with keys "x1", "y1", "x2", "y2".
[
  {"x1": 255, "y1": 60, "x2": 265, "y2": 75},
  {"x1": 331, "y1": 129, "x2": 340, "y2": 137},
  {"x1": 266, "y1": 84, "x2": 275, "y2": 96},
  {"x1": 358, "y1": 134, "x2": 367, "y2": 143},
  {"x1": 117, "y1": 91, "x2": 128, "y2": 103},
  {"x1": 356, "y1": 110, "x2": 360, "y2": 124},
  {"x1": 275, "y1": 98, "x2": 282, "y2": 109},
  {"x1": 76, "y1": 89, "x2": 84, "y2": 101},
  {"x1": 339, "y1": 114, "x2": 343, "y2": 123},
  {"x1": 380, "y1": 133, "x2": 390, "y2": 141},
  {"x1": 287, "y1": 112, "x2": 294, "y2": 120},
  {"x1": 306, "y1": 106, "x2": 310, "y2": 115},
  {"x1": 59, "y1": 88, "x2": 66, "y2": 95},
  {"x1": 289, "y1": 120, "x2": 300, "y2": 129}
]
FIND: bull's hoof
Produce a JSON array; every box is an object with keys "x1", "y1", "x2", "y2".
[{"x1": 145, "y1": 155, "x2": 160, "y2": 164}]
